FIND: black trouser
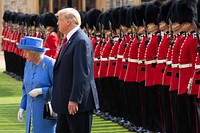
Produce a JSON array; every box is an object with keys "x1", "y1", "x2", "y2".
[
  {"x1": 119, "y1": 80, "x2": 128, "y2": 119},
  {"x1": 176, "y1": 94, "x2": 197, "y2": 133},
  {"x1": 139, "y1": 81, "x2": 146, "y2": 128},
  {"x1": 56, "y1": 111, "x2": 93, "y2": 133},
  {"x1": 159, "y1": 85, "x2": 174, "y2": 133},
  {"x1": 19, "y1": 56, "x2": 25, "y2": 79},
  {"x1": 126, "y1": 82, "x2": 142, "y2": 126},
  {"x1": 170, "y1": 90, "x2": 178, "y2": 133},
  {"x1": 4, "y1": 51, "x2": 9, "y2": 72},
  {"x1": 196, "y1": 98, "x2": 200, "y2": 133},
  {"x1": 95, "y1": 78, "x2": 104, "y2": 111},
  {"x1": 99, "y1": 78, "x2": 112, "y2": 113},
  {"x1": 145, "y1": 85, "x2": 162, "y2": 132},
  {"x1": 107, "y1": 77, "x2": 121, "y2": 117}
]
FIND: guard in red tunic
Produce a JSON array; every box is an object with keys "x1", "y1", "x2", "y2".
[
  {"x1": 153, "y1": 1, "x2": 174, "y2": 133},
  {"x1": 176, "y1": 1, "x2": 199, "y2": 132},
  {"x1": 113, "y1": 6, "x2": 133, "y2": 127},
  {"x1": 123, "y1": 6, "x2": 144, "y2": 132},
  {"x1": 106, "y1": 7, "x2": 123, "y2": 121},
  {"x1": 1, "y1": 10, "x2": 11, "y2": 74},
  {"x1": 42, "y1": 12, "x2": 60, "y2": 59},
  {"x1": 134, "y1": 3, "x2": 149, "y2": 132},
  {"x1": 189, "y1": 54, "x2": 200, "y2": 95},
  {"x1": 187, "y1": 2, "x2": 200, "y2": 132},
  {"x1": 169, "y1": 3, "x2": 186, "y2": 131},
  {"x1": 144, "y1": 1, "x2": 163, "y2": 132}
]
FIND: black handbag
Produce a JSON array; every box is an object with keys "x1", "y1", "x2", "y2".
[{"x1": 43, "y1": 89, "x2": 57, "y2": 120}]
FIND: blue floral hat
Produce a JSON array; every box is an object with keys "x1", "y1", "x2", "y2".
[{"x1": 18, "y1": 36, "x2": 46, "y2": 52}]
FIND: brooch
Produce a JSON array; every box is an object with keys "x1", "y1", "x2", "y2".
[{"x1": 42, "y1": 63, "x2": 46, "y2": 69}]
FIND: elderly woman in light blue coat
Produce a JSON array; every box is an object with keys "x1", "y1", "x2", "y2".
[{"x1": 17, "y1": 36, "x2": 56, "y2": 133}]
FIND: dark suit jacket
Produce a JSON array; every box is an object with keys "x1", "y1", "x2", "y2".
[{"x1": 52, "y1": 28, "x2": 99, "y2": 114}]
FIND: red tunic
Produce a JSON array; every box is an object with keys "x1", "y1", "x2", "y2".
[
  {"x1": 114, "y1": 35, "x2": 131, "y2": 78},
  {"x1": 170, "y1": 34, "x2": 185, "y2": 91},
  {"x1": 136, "y1": 36, "x2": 148, "y2": 82},
  {"x1": 44, "y1": 32, "x2": 60, "y2": 59},
  {"x1": 93, "y1": 40, "x2": 101, "y2": 78},
  {"x1": 190, "y1": 54, "x2": 200, "y2": 95},
  {"x1": 178, "y1": 33, "x2": 198, "y2": 94},
  {"x1": 99, "y1": 40, "x2": 112, "y2": 78},
  {"x1": 162, "y1": 46, "x2": 172, "y2": 86},
  {"x1": 154, "y1": 34, "x2": 171, "y2": 85},
  {"x1": 119, "y1": 40, "x2": 131, "y2": 80},
  {"x1": 124, "y1": 37, "x2": 139, "y2": 82},
  {"x1": 106, "y1": 37, "x2": 120, "y2": 77},
  {"x1": 14, "y1": 31, "x2": 21, "y2": 55},
  {"x1": 145, "y1": 34, "x2": 159, "y2": 86},
  {"x1": 10, "y1": 29, "x2": 17, "y2": 53},
  {"x1": 1, "y1": 25, "x2": 7, "y2": 51}
]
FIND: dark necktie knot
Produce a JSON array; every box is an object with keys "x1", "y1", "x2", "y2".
[
  {"x1": 59, "y1": 37, "x2": 68, "y2": 54},
  {"x1": 62, "y1": 37, "x2": 68, "y2": 47}
]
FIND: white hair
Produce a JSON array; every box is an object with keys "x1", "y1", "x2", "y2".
[{"x1": 56, "y1": 8, "x2": 81, "y2": 26}]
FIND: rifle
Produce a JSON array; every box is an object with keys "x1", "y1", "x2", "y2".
[
  {"x1": 169, "y1": 19, "x2": 173, "y2": 39},
  {"x1": 119, "y1": 25, "x2": 125, "y2": 40},
  {"x1": 132, "y1": 22, "x2": 138, "y2": 38},
  {"x1": 86, "y1": 23, "x2": 90, "y2": 37},
  {"x1": 109, "y1": 21, "x2": 113, "y2": 37},
  {"x1": 168, "y1": 19, "x2": 174, "y2": 46},
  {"x1": 143, "y1": 19, "x2": 148, "y2": 38},
  {"x1": 109, "y1": 21, "x2": 114, "y2": 46},
  {"x1": 98, "y1": 23, "x2": 104, "y2": 47},
  {"x1": 143, "y1": 19, "x2": 149, "y2": 46},
  {"x1": 93, "y1": 25, "x2": 96, "y2": 38}
]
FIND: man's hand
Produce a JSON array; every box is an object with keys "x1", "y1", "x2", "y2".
[
  {"x1": 68, "y1": 101, "x2": 78, "y2": 115},
  {"x1": 29, "y1": 88, "x2": 42, "y2": 97},
  {"x1": 17, "y1": 108, "x2": 24, "y2": 122}
]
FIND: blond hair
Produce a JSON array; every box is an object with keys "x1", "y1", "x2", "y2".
[{"x1": 56, "y1": 8, "x2": 81, "y2": 26}]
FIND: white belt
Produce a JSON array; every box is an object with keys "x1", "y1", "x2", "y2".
[
  {"x1": 166, "y1": 61, "x2": 172, "y2": 65},
  {"x1": 138, "y1": 60, "x2": 144, "y2": 64},
  {"x1": 10, "y1": 40, "x2": 16, "y2": 43},
  {"x1": 122, "y1": 58, "x2": 128, "y2": 62},
  {"x1": 172, "y1": 64, "x2": 179, "y2": 68},
  {"x1": 179, "y1": 63, "x2": 192, "y2": 68},
  {"x1": 128, "y1": 58, "x2": 138, "y2": 63},
  {"x1": 195, "y1": 65, "x2": 200, "y2": 69},
  {"x1": 157, "y1": 59, "x2": 166, "y2": 64},
  {"x1": 94, "y1": 57, "x2": 99, "y2": 61},
  {"x1": 145, "y1": 60, "x2": 156, "y2": 65},
  {"x1": 101, "y1": 57, "x2": 108, "y2": 61},
  {"x1": 109, "y1": 57, "x2": 116, "y2": 60},
  {"x1": 117, "y1": 55, "x2": 123, "y2": 59}
]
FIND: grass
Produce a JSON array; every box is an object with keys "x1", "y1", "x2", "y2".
[{"x1": 0, "y1": 68, "x2": 131, "y2": 133}]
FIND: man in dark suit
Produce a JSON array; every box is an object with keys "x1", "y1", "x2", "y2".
[{"x1": 52, "y1": 8, "x2": 99, "y2": 133}]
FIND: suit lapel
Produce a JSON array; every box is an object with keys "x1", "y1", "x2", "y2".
[{"x1": 54, "y1": 29, "x2": 80, "y2": 69}]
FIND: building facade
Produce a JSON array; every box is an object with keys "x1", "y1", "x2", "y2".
[{"x1": 0, "y1": 0, "x2": 153, "y2": 36}]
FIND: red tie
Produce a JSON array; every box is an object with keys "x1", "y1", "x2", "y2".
[{"x1": 60, "y1": 37, "x2": 67, "y2": 53}]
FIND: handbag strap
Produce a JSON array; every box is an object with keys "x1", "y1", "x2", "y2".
[{"x1": 45, "y1": 87, "x2": 52, "y2": 102}]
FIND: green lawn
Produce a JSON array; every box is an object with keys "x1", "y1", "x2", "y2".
[{"x1": 0, "y1": 68, "x2": 131, "y2": 133}]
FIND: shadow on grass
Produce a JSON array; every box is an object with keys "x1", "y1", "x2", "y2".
[{"x1": 0, "y1": 71, "x2": 22, "y2": 97}]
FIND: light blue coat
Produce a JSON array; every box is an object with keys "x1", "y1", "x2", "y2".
[{"x1": 19, "y1": 55, "x2": 56, "y2": 133}]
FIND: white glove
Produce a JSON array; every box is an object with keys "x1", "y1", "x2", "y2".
[
  {"x1": 29, "y1": 88, "x2": 42, "y2": 97},
  {"x1": 17, "y1": 108, "x2": 24, "y2": 122}
]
